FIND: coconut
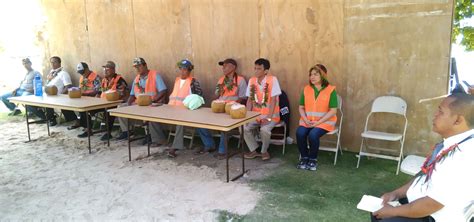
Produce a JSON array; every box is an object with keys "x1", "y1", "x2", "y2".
[
  {"x1": 211, "y1": 100, "x2": 226, "y2": 113},
  {"x1": 105, "y1": 90, "x2": 119, "y2": 101},
  {"x1": 137, "y1": 94, "x2": 152, "y2": 106},
  {"x1": 229, "y1": 103, "x2": 247, "y2": 119},
  {"x1": 68, "y1": 87, "x2": 82, "y2": 98},
  {"x1": 225, "y1": 101, "x2": 236, "y2": 114},
  {"x1": 45, "y1": 85, "x2": 58, "y2": 95}
]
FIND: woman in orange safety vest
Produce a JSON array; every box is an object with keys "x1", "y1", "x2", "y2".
[{"x1": 296, "y1": 64, "x2": 338, "y2": 171}]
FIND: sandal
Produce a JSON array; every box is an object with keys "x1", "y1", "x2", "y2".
[{"x1": 167, "y1": 149, "x2": 177, "y2": 158}]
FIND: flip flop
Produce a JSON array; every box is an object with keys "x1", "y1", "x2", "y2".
[
  {"x1": 67, "y1": 125, "x2": 80, "y2": 130},
  {"x1": 167, "y1": 150, "x2": 177, "y2": 158}
]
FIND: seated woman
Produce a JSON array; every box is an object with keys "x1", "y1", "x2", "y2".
[{"x1": 296, "y1": 64, "x2": 338, "y2": 171}]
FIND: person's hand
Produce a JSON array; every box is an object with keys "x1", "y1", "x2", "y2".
[
  {"x1": 47, "y1": 74, "x2": 54, "y2": 81},
  {"x1": 261, "y1": 117, "x2": 270, "y2": 125},
  {"x1": 380, "y1": 192, "x2": 398, "y2": 205},
  {"x1": 309, "y1": 120, "x2": 320, "y2": 128},
  {"x1": 301, "y1": 118, "x2": 311, "y2": 126},
  {"x1": 373, "y1": 205, "x2": 396, "y2": 219}
]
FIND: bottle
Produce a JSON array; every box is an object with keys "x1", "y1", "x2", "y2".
[{"x1": 34, "y1": 73, "x2": 43, "y2": 96}]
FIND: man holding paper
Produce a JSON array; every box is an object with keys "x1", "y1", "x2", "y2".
[{"x1": 372, "y1": 93, "x2": 473, "y2": 222}]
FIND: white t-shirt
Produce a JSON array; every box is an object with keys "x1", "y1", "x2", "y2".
[
  {"x1": 245, "y1": 75, "x2": 282, "y2": 97},
  {"x1": 406, "y1": 129, "x2": 474, "y2": 222},
  {"x1": 46, "y1": 68, "x2": 72, "y2": 93},
  {"x1": 179, "y1": 79, "x2": 186, "y2": 89}
]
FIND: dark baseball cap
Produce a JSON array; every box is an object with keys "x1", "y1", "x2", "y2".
[
  {"x1": 218, "y1": 58, "x2": 237, "y2": 67},
  {"x1": 133, "y1": 57, "x2": 146, "y2": 66},
  {"x1": 102, "y1": 61, "x2": 116, "y2": 69}
]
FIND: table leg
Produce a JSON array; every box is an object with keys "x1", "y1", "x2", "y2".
[
  {"x1": 86, "y1": 111, "x2": 91, "y2": 154},
  {"x1": 224, "y1": 132, "x2": 229, "y2": 182},
  {"x1": 127, "y1": 118, "x2": 131, "y2": 161},
  {"x1": 105, "y1": 108, "x2": 110, "y2": 147},
  {"x1": 45, "y1": 107, "x2": 50, "y2": 136},
  {"x1": 240, "y1": 125, "x2": 245, "y2": 177},
  {"x1": 147, "y1": 122, "x2": 150, "y2": 156},
  {"x1": 25, "y1": 105, "x2": 31, "y2": 142}
]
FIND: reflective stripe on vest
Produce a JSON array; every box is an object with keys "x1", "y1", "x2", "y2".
[
  {"x1": 134, "y1": 70, "x2": 159, "y2": 100},
  {"x1": 217, "y1": 75, "x2": 244, "y2": 102},
  {"x1": 169, "y1": 77, "x2": 192, "y2": 106},
  {"x1": 299, "y1": 84, "x2": 337, "y2": 132},
  {"x1": 100, "y1": 74, "x2": 123, "y2": 98},
  {"x1": 249, "y1": 75, "x2": 280, "y2": 122},
  {"x1": 79, "y1": 72, "x2": 98, "y2": 94}
]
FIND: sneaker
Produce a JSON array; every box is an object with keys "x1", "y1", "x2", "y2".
[
  {"x1": 116, "y1": 131, "x2": 128, "y2": 140},
  {"x1": 306, "y1": 159, "x2": 318, "y2": 171},
  {"x1": 78, "y1": 131, "x2": 92, "y2": 138},
  {"x1": 8, "y1": 109, "x2": 22, "y2": 116},
  {"x1": 244, "y1": 151, "x2": 261, "y2": 159},
  {"x1": 261, "y1": 152, "x2": 271, "y2": 161},
  {"x1": 297, "y1": 158, "x2": 308, "y2": 170},
  {"x1": 49, "y1": 119, "x2": 57, "y2": 127},
  {"x1": 100, "y1": 133, "x2": 112, "y2": 141}
]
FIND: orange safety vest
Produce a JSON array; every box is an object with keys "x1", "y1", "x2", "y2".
[
  {"x1": 299, "y1": 84, "x2": 337, "y2": 131},
  {"x1": 217, "y1": 75, "x2": 245, "y2": 102},
  {"x1": 79, "y1": 71, "x2": 99, "y2": 95},
  {"x1": 168, "y1": 77, "x2": 193, "y2": 106},
  {"x1": 100, "y1": 74, "x2": 124, "y2": 99},
  {"x1": 249, "y1": 75, "x2": 280, "y2": 122},
  {"x1": 133, "y1": 70, "x2": 159, "y2": 101}
]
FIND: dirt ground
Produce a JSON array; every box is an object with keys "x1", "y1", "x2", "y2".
[{"x1": 0, "y1": 119, "x2": 283, "y2": 221}]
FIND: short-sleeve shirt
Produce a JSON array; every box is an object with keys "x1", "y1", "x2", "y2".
[
  {"x1": 46, "y1": 68, "x2": 72, "y2": 93},
  {"x1": 245, "y1": 75, "x2": 282, "y2": 97},
  {"x1": 406, "y1": 129, "x2": 474, "y2": 222},
  {"x1": 19, "y1": 70, "x2": 40, "y2": 93},
  {"x1": 299, "y1": 85, "x2": 338, "y2": 108},
  {"x1": 237, "y1": 77, "x2": 248, "y2": 98},
  {"x1": 130, "y1": 72, "x2": 167, "y2": 96}
]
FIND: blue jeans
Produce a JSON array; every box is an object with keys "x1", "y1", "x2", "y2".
[
  {"x1": 197, "y1": 128, "x2": 224, "y2": 152},
  {"x1": 296, "y1": 126, "x2": 328, "y2": 159},
  {"x1": 1, "y1": 88, "x2": 31, "y2": 111}
]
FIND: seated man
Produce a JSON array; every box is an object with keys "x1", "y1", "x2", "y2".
[
  {"x1": 116, "y1": 57, "x2": 167, "y2": 146},
  {"x1": 29, "y1": 56, "x2": 78, "y2": 126},
  {"x1": 196, "y1": 58, "x2": 247, "y2": 159},
  {"x1": 96, "y1": 61, "x2": 129, "y2": 141},
  {"x1": 167, "y1": 59, "x2": 205, "y2": 158},
  {"x1": 68, "y1": 62, "x2": 102, "y2": 138},
  {"x1": 1, "y1": 58, "x2": 39, "y2": 116},
  {"x1": 243, "y1": 58, "x2": 281, "y2": 161},
  {"x1": 372, "y1": 93, "x2": 473, "y2": 222}
]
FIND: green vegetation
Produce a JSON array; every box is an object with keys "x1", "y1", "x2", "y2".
[
  {"x1": 453, "y1": 0, "x2": 474, "y2": 51},
  {"x1": 219, "y1": 145, "x2": 411, "y2": 221}
]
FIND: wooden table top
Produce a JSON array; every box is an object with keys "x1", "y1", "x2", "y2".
[
  {"x1": 9, "y1": 95, "x2": 123, "y2": 112},
  {"x1": 109, "y1": 104, "x2": 260, "y2": 131}
]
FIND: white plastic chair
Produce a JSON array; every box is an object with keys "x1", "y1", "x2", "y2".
[
  {"x1": 250, "y1": 121, "x2": 287, "y2": 155},
  {"x1": 167, "y1": 127, "x2": 195, "y2": 149},
  {"x1": 319, "y1": 94, "x2": 344, "y2": 165},
  {"x1": 270, "y1": 121, "x2": 287, "y2": 155},
  {"x1": 356, "y1": 96, "x2": 408, "y2": 175},
  {"x1": 400, "y1": 155, "x2": 425, "y2": 176}
]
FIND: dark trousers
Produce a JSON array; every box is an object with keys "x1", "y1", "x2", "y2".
[
  {"x1": 296, "y1": 126, "x2": 328, "y2": 159},
  {"x1": 29, "y1": 106, "x2": 77, "y2": 122},
  {"x1": 79, "y1": 110, "x2": 115, "y2": 131},
  {"x1": 370, "y1": 198, "x2": 435, "y2": 222}
]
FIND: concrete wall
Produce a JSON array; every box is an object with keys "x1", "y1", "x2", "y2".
[{"x1": 37, "y1": 0, "x2": 453, "y2": 155}]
